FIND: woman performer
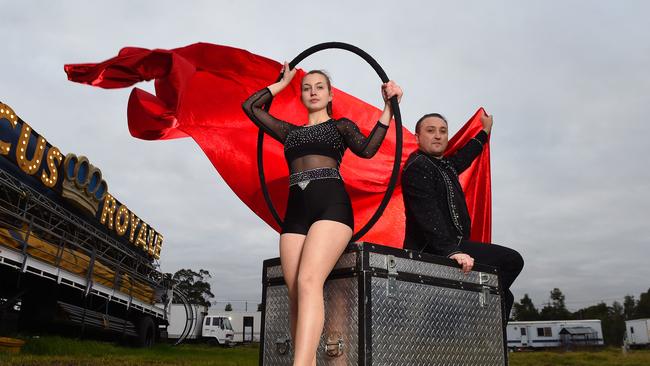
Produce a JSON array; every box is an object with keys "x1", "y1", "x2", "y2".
[{"x1": 243, "y1": 63, "x2": 402, "y2": 365}]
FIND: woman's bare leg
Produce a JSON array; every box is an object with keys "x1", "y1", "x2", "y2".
[
  {"x1": 280, "y1": 233, "x2": 307, "y2": 345},
  {"x1": 292, "y1": 220, "x2": 352, "y2": 366},
  {"x1": 326, "y1": 276, "x2": 349, "y2": 366}
]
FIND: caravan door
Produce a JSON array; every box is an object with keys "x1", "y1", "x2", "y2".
[
  {"x1": 243, "y1": 316, "x2": 254, "y2": 342},
  {"x1": 520, "y1": 326, "x2": 529, "y2": 347}
]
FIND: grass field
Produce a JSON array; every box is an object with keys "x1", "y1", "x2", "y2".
[
  {"x1": 508, "y1": 347, "x2": 650, "y2": 366},
  {"x1": 1, "y1": 336, "x2": 649, "y2": 365},
  {"x1": 0, "y1": 336, "x2": 258, "y2": 366}
]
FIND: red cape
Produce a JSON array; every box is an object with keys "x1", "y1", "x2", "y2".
[{"x1": 65, "y1": 42, "x2": 491, "y2": 247}]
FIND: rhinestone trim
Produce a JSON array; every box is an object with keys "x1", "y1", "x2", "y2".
[{"x1": 289, "y1": 167, "x2": 341, "y2": 189}]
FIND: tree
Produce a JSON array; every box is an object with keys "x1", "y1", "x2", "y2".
[
  {"x1": 623, "y1": 295, "x2": 636, "y2": 320},
  {"x1": 539, "y1": 288, "x2": 572, "y2": 320},
  {"x1": 636, "y1": 288, "x2": 650, "y2": 318},
  {"x1": 512, "y1": 294, "x2": 539, "y2": 321},
  {"x1": 172, "y1": 268, "x2": 215, "y2": 308},
  {"x1": 225, "y1": 303, "x2": 233, "y2": 311},
  {"x1": 573, "y1": 301, "x2": 625, "y2": 346},
  {"x1": 608, "y1": 301, "x2": 626, "y2": 346}
]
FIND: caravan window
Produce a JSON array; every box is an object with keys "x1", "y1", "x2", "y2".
[
  {"x1": 537, "y1": 327, "x2": 552, "y2": 337},
  {"x1": 631, "y1": 327, "x2": 634, "y2": 334},
  {"x1": 205, "y1": 317, "x2": 210, "y2": 326},
  {"x1": 520, "y1": 328, "x2": 526, "y2": 336}
]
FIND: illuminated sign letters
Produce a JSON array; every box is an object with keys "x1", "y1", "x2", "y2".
[{"x1": 0, "y1": 102, "x2": 163, "y2": 259}]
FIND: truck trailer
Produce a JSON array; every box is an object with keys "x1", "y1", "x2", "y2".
[{"x1": 0, "y1": 101, "x2": 178, "y2": 346}]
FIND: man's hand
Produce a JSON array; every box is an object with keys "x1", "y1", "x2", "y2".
[
  {"x1": 481, "y1": 112, "x2": 493, "y2": 134},
  {"x1": 449, "y1": 253, "x2": 475, "y2": 274}
]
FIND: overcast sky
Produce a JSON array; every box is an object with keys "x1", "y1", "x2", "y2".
[{"x1": 2, "y1": 0, "x2": 649, "y2": 311}]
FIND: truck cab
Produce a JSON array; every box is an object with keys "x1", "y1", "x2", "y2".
[{"x1": 202, "y1": 315, "x2": 234, "y2": 345}]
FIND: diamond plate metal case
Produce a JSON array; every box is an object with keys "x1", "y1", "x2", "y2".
[{"x1": 260, "y1": 243, "x2": 507, "y2": 366}]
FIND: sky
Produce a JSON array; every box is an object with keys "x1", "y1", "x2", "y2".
[{"x1": 2, "y1": 0, "x2": 649, "y2": 311}]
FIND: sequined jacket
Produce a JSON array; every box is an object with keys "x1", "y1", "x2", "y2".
[{"x1": 402, "y1": 130, "x2": 488, "y2": 257}]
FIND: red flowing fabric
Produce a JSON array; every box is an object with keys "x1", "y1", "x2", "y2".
[{"x1": 64, "y1": 42, "x2": 491, "y2": 247}]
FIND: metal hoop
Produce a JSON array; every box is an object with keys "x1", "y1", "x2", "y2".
[{"x1": 257, "y1": 42, "x2": 403, "y2": 241}]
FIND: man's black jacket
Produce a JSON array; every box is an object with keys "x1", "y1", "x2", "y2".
[{"x1": 401, "y1": 130, "x2": 488, "y2": 256}]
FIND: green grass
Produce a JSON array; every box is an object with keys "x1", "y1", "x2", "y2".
[
  {"x1": 509, "y1": 347, "x2": 650, "y2": 366},
  {"x1": 1, "y1": 336, "x2": 649, "y2": 365},
  {"x1": 0, "y1": 336, "x2": 258, "y2": 366}
]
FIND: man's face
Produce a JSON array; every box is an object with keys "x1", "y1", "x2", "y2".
[{"x1": 416, "y1": 117, "x2": 448, "y2": 157}]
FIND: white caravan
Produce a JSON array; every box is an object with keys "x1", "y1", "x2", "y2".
[
  {"x1": 625, "y1": 318, "x2": 650, "y2": 348},
  {"x1": 507, "y1": 320, "x2": 604, "y2": 349}
]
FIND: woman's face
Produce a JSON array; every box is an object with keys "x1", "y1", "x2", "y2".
[{"x1": 301, "y1": 73, "x2": 332, "y2": 113}]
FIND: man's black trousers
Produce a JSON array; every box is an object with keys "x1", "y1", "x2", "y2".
[{"x1": 459, "y1": 241, "x2": 524, "y2": 322}]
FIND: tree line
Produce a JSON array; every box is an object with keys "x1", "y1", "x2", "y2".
[
  {"x1": 169, "y1": 269, "x2": 262, "y2": 311},
  {"x1": 512, "y1": 288, "x2": 650, "y2": 345}
]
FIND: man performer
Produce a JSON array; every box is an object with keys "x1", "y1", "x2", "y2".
[{"x1": 401, "y1": 112, "x2": 524, "y2": 321}]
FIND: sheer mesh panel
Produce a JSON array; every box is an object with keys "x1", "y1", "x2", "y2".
[
  {"x1": 241, "y1": 88, "x2": 295, "y2": 143},
  {"x1": 289, "y1": 155, "x2": 339, "y2": 173}
]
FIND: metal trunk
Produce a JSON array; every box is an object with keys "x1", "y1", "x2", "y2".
[{"x1": 260, "y1": 243, "x2": 507, "y2": 366}]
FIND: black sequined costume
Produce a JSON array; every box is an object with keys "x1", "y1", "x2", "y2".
[
  {"x1": 242, "y1": 88, "x2": 387, "y2": 234},
  {"x1": 402, "y1": 131, "x2": 489, "y2": 256},
  {"x1": 401, "y1": 130, "x2": 524, "y2": 320}
]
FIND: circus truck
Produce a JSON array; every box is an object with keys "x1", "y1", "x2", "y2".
[{"x1": 0, "y1": 102, "x2": 175, "y2": 346}]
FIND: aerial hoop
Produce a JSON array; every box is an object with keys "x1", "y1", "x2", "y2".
[{"x1": 256, "y1": 42, "x2": 403, "y2": 241}]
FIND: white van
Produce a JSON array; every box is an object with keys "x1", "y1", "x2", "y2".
[{"x1": 202, "y1": 315, "x2": 235, "y2": 345}]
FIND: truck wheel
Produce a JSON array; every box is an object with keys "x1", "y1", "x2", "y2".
[
  {"x1": 19, "y1": 289, "x2": 57, "y2": 330},
  {"x1": 135, "y1": 317, "x2": 155, "y2": 347}
]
